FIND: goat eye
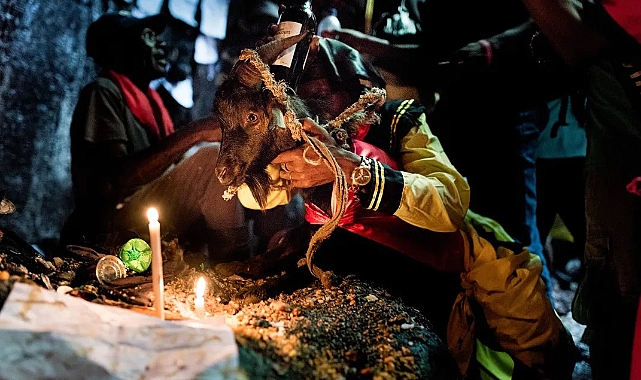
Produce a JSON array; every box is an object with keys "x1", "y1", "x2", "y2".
[{"x1": 247, "y1": 113, "x2": 258, "y2": 123}]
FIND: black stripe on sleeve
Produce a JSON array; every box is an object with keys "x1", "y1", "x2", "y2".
[{"x1": 356, "y1": 159, "x2": 404, "y2": 214}]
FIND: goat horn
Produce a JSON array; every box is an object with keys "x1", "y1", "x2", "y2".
[
  {"x1": 234, "y1": 62, "x2": 263, "y2": 88},
  {"x1": 233, "y1": 32, "x2": 310, "y2": 88},
  {"x1": 256, "y1": 32, "x2": 310, "y2": 66}
]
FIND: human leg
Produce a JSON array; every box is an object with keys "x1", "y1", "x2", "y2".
[
  {"x1": 537, "y1": 157, "x2": 587, "y2": 287},
  {"x1": 535, "y1": 158, "x2": 559, "y2": 271},
  {"x1": 574, "y1": 162, "x2": 641, "y2": 379},
  {"x1": 514, "y1": 107, "x2": 552, "y2": 299},
  {"x1": 192, "y1": 62, "x2": 218, "y2": 120},
  {"x1": 554, "y1": 157, "x2": 586, "y2": 279}
]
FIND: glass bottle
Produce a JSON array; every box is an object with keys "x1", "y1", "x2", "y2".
[{"x1": 271, "y1": 0, "x2": 317, "y2": 92}]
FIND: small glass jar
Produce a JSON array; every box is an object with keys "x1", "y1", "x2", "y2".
[{"x1": 95, "y1": 255, "x2": 127, "y2": 285}]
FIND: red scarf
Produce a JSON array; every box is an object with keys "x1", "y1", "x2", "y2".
[
  {"x1": 626, "y1": 177, "x2": 641, "y2": 197},
  {"x1": 602, "y1": 0, "x2": 641, "y2": 44},
  {"x1": 107, "y1": 70, "x2": 175, "y2": 141}
]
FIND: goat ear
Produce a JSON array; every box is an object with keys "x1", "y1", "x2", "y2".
[
  {"x1": 256, "y1": 32, "x2": 310, "y2": 65},
  {"x1": 233, "y1": 62, "x2": 263, "y2": 89},
  {"x1": 268, "y1": 107, "x2": 287, "y2": 131}
]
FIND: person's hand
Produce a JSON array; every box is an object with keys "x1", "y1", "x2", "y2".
[
  {"x1": 321, "y1": 28, "x2": 389, "y2": 57},
  {"x1": 255, "y1": 4, "x2": 286, "y2": 47},
  {"x1": 302, "y1": 117, "x2": 336, "y2": 145},
  {"x1": 271, "y1": 118, "x2": 360, "y2": 189},
  {"x1": 442, "y1": 40, "x2": 493, "y2": 69},
  {"x1": 256, "y1": 23, "x2": 279, "y2": 47}
]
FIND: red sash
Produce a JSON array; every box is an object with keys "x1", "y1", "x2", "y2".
[
  {"x1": 632, "y1": 297, "x2": 641, "y2": 380},
  {"x1": 602, "y1": 0, "x2": 641, "y2": 44},
  {"x1": 107, "y1": 70, "x2": 175, "y2": 141},
  {"x1": 305, "y1": 140, "x2": 464, "y2": 273}
]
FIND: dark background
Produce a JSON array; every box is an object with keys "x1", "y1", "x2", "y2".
[{"x1": 0, "y1": 0, "x2": 98, "y2": 246}]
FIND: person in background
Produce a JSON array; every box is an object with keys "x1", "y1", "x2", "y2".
[
  {"x1": 320, "y1": 2, "x2": 556, "y2": 299},
  {"x1": 536, "y1": 93, "x2": 587, "y2": 292},
  {"x1": 60, "y1": 12, "x2": 249, "y2": 264},
  {"x1": 520, "y1": 0, "x2": 641, "y2": 378},
  {"x1": 110, "y1": 0, "x2": 233, "y2": 125},
  {"x1": 312, "y1": 0, "x2": 425, "y2": 102},
  {"x1": 191, "y1": 0, "x2": 232, "y2": 120}
]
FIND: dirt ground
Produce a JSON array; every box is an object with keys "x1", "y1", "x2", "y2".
[
  {"x1": 0, "y1": 232, "x2": 591, "y2": 379},
  {"x1": 165, "y1": 269, "x2": 461, "y2": 379},
  {"x1": 0, "y1": 238, "x2": 461, "y2": 379}
]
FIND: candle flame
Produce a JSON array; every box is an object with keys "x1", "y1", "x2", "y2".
[
  {"x1": 196, "y1": 277, "x2": 206, "y2": 298},
  {"x1": 147, "y1": 207, "x2": 159, "y2": 223}
]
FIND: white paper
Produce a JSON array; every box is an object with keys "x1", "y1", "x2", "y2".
[{"x1": 0, "y1": 283, "x2": 241, "y2": 380}]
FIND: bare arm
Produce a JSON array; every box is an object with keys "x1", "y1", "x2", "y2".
[
  {"x1": 323, "y1": 28, "x2": 423, "y2": 72},
  {"x1": 521, "y1": 0, "x2": 607, "y2": 63},
  {"x1": 109, "y1": 116, "x2": 222, "y2": 198}
]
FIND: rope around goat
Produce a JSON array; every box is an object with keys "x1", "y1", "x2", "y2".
[{"x1": 234, "y1": 48, "x2": 386, "y2": 281}]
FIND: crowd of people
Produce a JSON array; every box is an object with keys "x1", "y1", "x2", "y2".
[{"x1": 60, "y1": 0, "x2": 641, "y2": 379}]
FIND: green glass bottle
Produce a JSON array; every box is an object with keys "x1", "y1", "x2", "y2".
[{"x1": 119, "y1": 238, "x2": 153, "y2": 273}]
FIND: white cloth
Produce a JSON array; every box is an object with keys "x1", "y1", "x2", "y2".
[
  {"x1": 160, "y1": 77, "x2": 195, "y2": 108},
  {"x1": 168, "y1": 0, "x2": 200, "y2": 27}
]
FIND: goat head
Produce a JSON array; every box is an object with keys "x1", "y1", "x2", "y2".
[{"x1": 213, "y1": 33, "x2": 311, "y2": 210}]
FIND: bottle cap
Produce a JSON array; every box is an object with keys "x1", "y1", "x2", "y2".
[
  {"x1": 119, "y1": 238, "x2": 153, "y2": 273},
  {"x1": 95, "y1": 255, "x2": 127, "y2": 285}
]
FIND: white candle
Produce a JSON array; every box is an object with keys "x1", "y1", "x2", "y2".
[
  {"x1": 147, "y1": 207, "x2": 164, "y2": 319},
  {"x1": 195, "y1": 276, "x2": 206, "y2": 319}
]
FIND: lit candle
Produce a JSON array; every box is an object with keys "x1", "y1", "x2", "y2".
[
  {"x1": 195, "y1": 276, "x2": 206, "y2": 319},
  {"x1": 147, "y1": 207, "x2": 164, "y2": 319}
]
